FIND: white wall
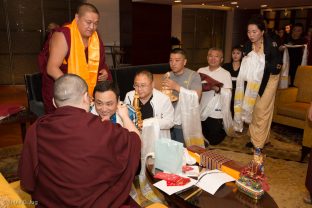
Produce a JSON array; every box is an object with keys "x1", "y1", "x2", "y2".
[{"x1": 87, "y1": 0, "x2": 120, "y2": 46}]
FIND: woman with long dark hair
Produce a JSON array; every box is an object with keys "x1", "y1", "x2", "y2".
[{"x1": 223, "y1": 46, "x2": 243, "y2": 116}]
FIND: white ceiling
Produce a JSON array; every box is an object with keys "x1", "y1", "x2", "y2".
[{"x1": 132, "y1": 0, "x2": 312, "y2": 9}]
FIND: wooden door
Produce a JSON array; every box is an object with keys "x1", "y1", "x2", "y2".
[{"x1": 182, "y1": 9, "x2": 226, "y2": 71}]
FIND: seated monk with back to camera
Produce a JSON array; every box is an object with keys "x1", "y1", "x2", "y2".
[{"x1": 18, "y1": 74, "x2": 141, "y2": 208}]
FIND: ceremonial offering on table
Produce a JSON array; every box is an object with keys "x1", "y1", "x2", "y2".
[
  {"x1": 221, "y1": 160, "x2": 245, "y2": 180},
  {"x1": 187, "y1": 145, "x2": 246, "y2": 179},
  {"x1": 200, "y1": 150, "x2": 232, "y2": 170},
  {"x1": 236, "y1": 148, "x2": 269, "y2": 200},
  {"x1": 236, "y1": 176, "x2": 264, "y2": 200},
  {"x1": 154, "y1": 172, "x2": 190, "y2": 186}
]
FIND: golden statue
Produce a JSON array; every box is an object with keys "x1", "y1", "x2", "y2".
[
  {"x1": 161, "y1": 72, "x2": 178, "y2": 102},
  {"x1": 133, "y1": 91, "x2": 143, "y2": 130}
]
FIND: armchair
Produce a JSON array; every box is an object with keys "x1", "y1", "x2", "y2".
[
  {"x1": 273, "y1": 65, "x2": 312, "y2": 161},
  {"x1": 24, "y1": 73, "x2": 45, "y2": 117}
]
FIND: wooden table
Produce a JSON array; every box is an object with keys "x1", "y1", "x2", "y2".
[
  {"x1": 146, "y1": 157, "x2": 278, "y2": 208},
  {"x1": 0, "y1": 106, "x2": 36, "y2": 141}
]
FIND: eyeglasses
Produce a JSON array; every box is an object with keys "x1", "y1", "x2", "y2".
[{"x1": 133, "y1": 84, "x2": 148, "y2": 89}]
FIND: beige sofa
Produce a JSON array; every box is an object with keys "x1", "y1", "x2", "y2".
[{"x1": 273, "y1": 65, "x2": 312, "y2": 161}]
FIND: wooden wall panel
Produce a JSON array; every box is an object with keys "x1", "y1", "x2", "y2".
[
  {"x1": 182, "y1": 9, "x2": 226, "y2": 70},
  {"x1": 131, "y1": 3, "x2": 172, "y2": 65},
  {"x1": 0, "y1": 0, "x2": 82, "y2": 84},
  {"x1": 0, "y1": 55, "x2": 12, "y2": 84},
  {"x1": 232, "y1": 9, "x2": 260, "y2": 48}
]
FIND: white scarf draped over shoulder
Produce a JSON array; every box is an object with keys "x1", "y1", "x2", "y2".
[
  {"x1": 278, "y1": 44, "x2": 308, "y2": 89},
  {"x1": 234, "y1": 51, "x2": 265, "y2": 132}
]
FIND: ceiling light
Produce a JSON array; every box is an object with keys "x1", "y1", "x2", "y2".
[
  {"x1": 202, "y1": 3, "x2": 205, "y2": 5},
  {"x1": 260, "y1": 4, "x2": 268, "y2": 8},
  {"x1": 174, "y1": 0, "x2": 181, "y2": 2},
  {"x1": 231, "y1": 1, "x2": 238, "y2": 5}
]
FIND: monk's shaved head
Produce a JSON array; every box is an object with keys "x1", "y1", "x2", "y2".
[
  {"x1": 77, "y1": 3, "x2": 99, "y2": 17},
  {"x1": 54, "y1": 74, "x2": 88, "y2": 107}
]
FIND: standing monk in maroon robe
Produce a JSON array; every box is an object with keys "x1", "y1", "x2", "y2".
[
  {"x1": 38, "y1": 3, "x2": 112, "y2": 114},
  {"x1": 18, "y1": 74, "x2": 141, "y2": 208}
]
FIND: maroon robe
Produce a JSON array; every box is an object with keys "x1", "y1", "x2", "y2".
[
  {"x1": 18, "y1": 106, "x2": 141, "y2": 208},
  {"x1": 38, "y1": 27, "x2": 112, "y2": 114}
]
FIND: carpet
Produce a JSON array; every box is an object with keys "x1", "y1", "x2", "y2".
[{"x1": 210, "y1": 123, "x2": 305, "y2": 162}]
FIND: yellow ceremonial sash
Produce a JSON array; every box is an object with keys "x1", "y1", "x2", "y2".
[{"x1": 66, "y1": 19, "x2": 100, "y2": 95}]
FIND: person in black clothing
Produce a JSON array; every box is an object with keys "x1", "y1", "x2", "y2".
[
  {"x1": 283, "y1": 23, "x2": 308, "y2": 86},
  {"x1": 223, "y1": 46, "x2": 243, "y2": 116}
]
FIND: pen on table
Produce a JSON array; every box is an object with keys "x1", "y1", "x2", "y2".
[{"x1": 184, "y1": 188, "x2": 202, "y2": 201}]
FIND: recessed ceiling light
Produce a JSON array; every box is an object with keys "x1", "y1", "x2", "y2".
[
  {"x1": 231, "y1": 1, "x2": 238, "y2": 5},
  {"x1": 260, "y1": 4, "x2": 268, "y2": 8},
  {"x1": 174, "y1": 0, "x2": 181, "y2": 2}
]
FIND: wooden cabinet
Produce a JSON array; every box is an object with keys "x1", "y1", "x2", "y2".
[
  {"x1": 263, "y1": 8, "x2": 312, "y2": 31},
  {"x1": 0, "y1": 0, "x2": 81, "y2": 84}
]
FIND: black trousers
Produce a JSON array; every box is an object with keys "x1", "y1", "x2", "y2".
[
  {"x1": 201, "y1": 117, "x2": 226, "y2": 145},
  {"x1": 170, "y1": 126, "x2": 185, "y2": 146}
]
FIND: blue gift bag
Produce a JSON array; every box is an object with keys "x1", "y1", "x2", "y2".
[{"x1": 154, "y1": 139, "x2": 184, "y2": 174}]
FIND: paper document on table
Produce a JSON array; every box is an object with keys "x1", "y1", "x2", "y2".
[
  {"x1": 195, "y1": 169, "x2": 235, "y2": 195},
  {"x1": 153, "y1": 177, "x2": 197, "y2": 195}
]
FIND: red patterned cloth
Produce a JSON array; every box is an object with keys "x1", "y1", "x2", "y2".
[
  {"x1": 199, "y1": 73, "x2": 224, "y2": 91},
  {"x1": 182, "y1": 165, "x2": 193, "y2": 172},
  {"x1": 0, "y1": 104, "x2": 24, "y2": 118},
  {"x1": 154, "y1": 172, "x2": 190, "y2": 186}
]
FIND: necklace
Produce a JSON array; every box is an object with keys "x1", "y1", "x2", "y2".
[{"x1": 252, "y1": 39, "x2": 264, "y2": 54}]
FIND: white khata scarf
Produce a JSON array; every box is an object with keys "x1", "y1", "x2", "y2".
[
  {"x1": 233, "y1": 51, "x2": 265, "y2": 132},
  {"x1": 278, "y1": 44, "x2": 308, "y2": 89},
  {"x1": 175, "y1": 87, "x2": 206, "y2": 147}
]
